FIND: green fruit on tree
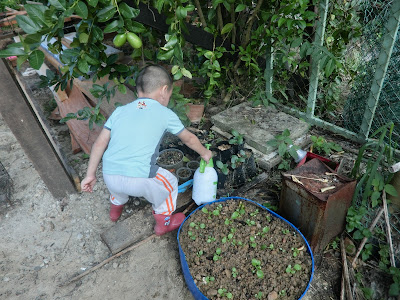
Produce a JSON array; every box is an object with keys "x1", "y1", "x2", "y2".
[
  {"x1": 113, "y1": 33, "x2": 127, "y2": 47},
  {"x1": 126, "y1": 32, "x2": 142, "y2": 49}
]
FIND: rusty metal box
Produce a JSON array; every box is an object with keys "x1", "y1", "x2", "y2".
[{"x1": 279, "y1": 158, "x2": 356, "y2": 253}]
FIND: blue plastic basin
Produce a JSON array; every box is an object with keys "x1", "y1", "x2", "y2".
[{"x1": 177, "y1": 196, "x2": 314, "y2": 300}]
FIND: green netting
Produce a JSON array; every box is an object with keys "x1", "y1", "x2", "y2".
[{"x1": 343, "y1": 0, "x2": 400, "y2": 143}]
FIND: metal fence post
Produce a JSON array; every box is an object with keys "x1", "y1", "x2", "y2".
[
  {"x1": 264, "y1": 40, "x2": 273, "y2": 99},
  {"x1": 306, "y1": 0, "x2": 329, "y2": 119},
  {"x1": 359, "y1": 1, "x2": 400, "y2": 141}
]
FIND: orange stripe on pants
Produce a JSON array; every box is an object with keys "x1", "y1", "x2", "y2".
[{"x1": 156, "y1": 173, "x2": 174, "y2": 215}]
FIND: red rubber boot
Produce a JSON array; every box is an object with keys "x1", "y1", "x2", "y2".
[
  {"x1": 110, "y1": 204, "x2": 124, "y2": 222},
  {"x1": 153, "y1": 211, "x2": 186, "y2": 236}
]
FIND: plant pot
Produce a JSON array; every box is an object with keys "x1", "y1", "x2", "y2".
[
  {"x1": 176, "y1": 167, "x2": 193, "y2": 184},
  {"x1": 157, "y1": 148, "x2": 184, "y2": 172},
  {"x1": 187, "y1": 160, "x2": 200, "y2": 172},
  {"x1": 214, "y1": 141, "x2": 236, "y2": 164},
  {"x1": 243, "y1": 148, "x2": 257, "y2": 179},
  {"x1": 296, "y1": 152, "x2": 339, "y2": 171},
  {"x1": 178, "y1": 197, "x2": 314, "y2": 300},
  {"x1": 216, "y1": 168, "x2": 230, "y2": 190},
  {"x1": 186, "y1": 103, "x2": 204, "y2": 123},
  {"x1": 231, "y1": 164, "x2": 246, "y2": 188}
]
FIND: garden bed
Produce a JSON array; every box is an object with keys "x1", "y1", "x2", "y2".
[{"x1": 178, "y1": 198, "x2": 314, "y2": 300}]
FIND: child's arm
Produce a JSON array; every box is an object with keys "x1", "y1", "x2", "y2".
[
  {"x1": 81, "y1": 128, "x2": 111, "y2": 192},
  {"x1": 177, "y1": 129, "x2": 212, "y2": 163}
]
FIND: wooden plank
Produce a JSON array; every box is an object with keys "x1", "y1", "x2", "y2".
[
  {"x1": 70, "y1": 133, "x2": 82, "y2": 154},
  {"x1": 38, "y1": 43, "x2": 134, "y2": 118},
  {"x1": 57, "y1": 83, "x2": 102, "y2": 154},
  {"x1": 0, "y1": 58, "x2": 77, "y2": 198},
  {"x1": 73, "y1": 76, "x2": 135, "y2": 118}
]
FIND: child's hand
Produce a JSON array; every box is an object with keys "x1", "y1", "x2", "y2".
[{"x1": 81, "y1": 175, "x2": 97, "y2": 193}]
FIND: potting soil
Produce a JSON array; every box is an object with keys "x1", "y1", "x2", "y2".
[{"x1": 179, "y1": 199, "x2": 313, "y2": 300}]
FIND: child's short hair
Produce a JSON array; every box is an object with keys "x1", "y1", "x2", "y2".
[{"x1": 136, "y1": 65, "x2": 173, "y2": 94}]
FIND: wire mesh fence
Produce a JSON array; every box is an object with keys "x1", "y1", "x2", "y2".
[
  {"x1": 268, "y1": 0, "x2": 399, "y2": 144},
  {"x1": 343, "y1": 0, "x2": 400, "y2": 143}
]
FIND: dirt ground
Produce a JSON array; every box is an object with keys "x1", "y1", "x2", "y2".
[{"x1": 0, "y1": 63, "x2": 355, "y2": 300}]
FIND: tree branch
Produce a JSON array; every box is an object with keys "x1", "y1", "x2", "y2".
[{"x1": 194, "y1": 0, "x2": 207, "y2": 28}]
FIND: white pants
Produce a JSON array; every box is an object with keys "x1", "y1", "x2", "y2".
[{"x1": 103, "y1": 168, "x2": 178, "y2": 215}]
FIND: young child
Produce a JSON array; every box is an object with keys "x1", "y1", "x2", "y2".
[{"x1": 81, "y1": 65, "x2": 212, "y2": 236}]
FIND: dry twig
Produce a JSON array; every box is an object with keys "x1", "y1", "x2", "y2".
[
  {"x1": 341, "y1": 235, "x2": 354, "y2": 300},
  {"x1": 382, "y1": 191, "x2": 396, "y2": 267},
  {"x1": 352, "y1": 207, "x2": 384, "y2": 268}
]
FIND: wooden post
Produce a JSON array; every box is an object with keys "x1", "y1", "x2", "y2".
[{"x1": 0, "y1": 59, "x2": 77, "y2": 197}]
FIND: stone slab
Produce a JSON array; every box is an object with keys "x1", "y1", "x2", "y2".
[
  {"x1": 211, "y1": 125, "x2": 310, "y2": 170},
  {"x1": 211, "y1": 102, "x2": 310, "y2": 155}
]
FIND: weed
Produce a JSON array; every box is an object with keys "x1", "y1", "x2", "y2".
[
  {"x1": 255, "y1": 291, "x2": 263, "y2": 299},
  {"x1": 292, "y1": 247, "x2": 300, "y2": 258},
  {"x1": 218, "y1": 288, "x2": 233, "y2": 299},
  {"x1": 285, "y1": 264, "x2": 301, "y2": 274},
  {"x1": 250, "y1": 236, "x2": 257, "y2": 248},
  {"x1": 232, "y1": 267, "x2": 238, "y2": 278},
  {"x1": 266, "y1": 129, "x2": 300, "y2": 170},
  {"x1": 216, "y1": 160, "x2": 229, "y2": 175},
  {"x1": 204, "y1": 276, "x2": 215, "y2": 283},
  {"x1": 229, "y1": 129, "x2": 244, "y2": 145},
  {"x1": 251, "y1": 258, "x2": 264, "y2": 279},
  {"x1": 282, "y1": 229, "x2": 290, "y2": 235},
  {"x1": 310, "y1": 135, "x2": 342, "y2": 155},
  {"x1": 213, "y1": 248, "x2": 222, "y2": 261}
]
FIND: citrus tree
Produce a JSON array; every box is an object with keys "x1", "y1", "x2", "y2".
[{"x1": 0, "y1": 0, "x2": 352, "y2": 123}]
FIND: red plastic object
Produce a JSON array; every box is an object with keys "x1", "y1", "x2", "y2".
[{"x1": 296, "y1": 152, "x2": 339, "y2": 171}]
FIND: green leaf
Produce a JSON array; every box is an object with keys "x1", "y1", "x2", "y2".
[
  {"x1": 0, "y1": 47, "x2": 27, "y2": 58},
  {"x1": 119, "y1": 3, "x2": 140, "y2": 19},
  {"x1": 353, "y1": 230, "x2": 363, "y2": 240},
  {"x1": 77, "y1": 59, "x2": 89, "y2": 74},
  {"x1": 126, "y1": 21, "x2": 146, "y2": 33},
  {"x1": 278, "y1": 143, "x2": 287, "y2": 157},
  {"x1": 79, "y1": 32, "x2": 89, "y2": 43},
  {"x1": 75, "y1": 1, "x2": 88, "y2": 19},
  {"x1": 92, "y1": 26, "x2": 104, "y2": 42},
  {"x1": 118, "y1": 84, "x2": 127, "y2": 94},
  {"x1": 181, "y1": 68, "x2": 192, "y2": 79},
  {"x1": 221, "y1": 23, "x2": 233, "y2": 35},
  {"x1": 17, "y1": 55, "x2": 29, "y2": 68},
  {"x1": 48, "y1": 0, "x2": 66, "y2": 11},
  {"x1": 385, "y1": 184, "x2": 398, "y2": 197},
  {"x1": 87, "y1": 0, "x2": 98, "y2": 7},
  {"x1": 103, "y1": 20, "x2": 120, "y2": 33},
  {"x1": 235, "y1": 4, "x2": 246, "y2": 12},
  {"x1": 16, "y1": 15, "x2": 42, "y2": 34},
  {"x1": 24, "y1": 4, "x2": 49, "y2": 26},
  {"x1": 278, "y1": 18, "x2": 286, "y2": 28},
  {"x1": 97, "y1": 6, "x2": 116, "y2": 22},
  {"x1": 157, "y1": 49, "x2": 174, "y2": 61},
  {"x1": 28, "y1": 50, "x2": 45, "y2": 70},
  {"x1": 325, "y1": 58, "x2": 335, "y2": 77},
  {"x1": 23, "y1": 33, "x2": 43, "y2": 44},
  {"x1": 176, "y1": 6, "x2": 187, "y2": 19},
  {"x1": 291, "y1": 37, "x2": 303, "y2": 48}
]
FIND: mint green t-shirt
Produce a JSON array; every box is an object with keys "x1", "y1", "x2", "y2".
[{"x1": 102, "y1": 98, "x2": 184, "y2": 178}]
